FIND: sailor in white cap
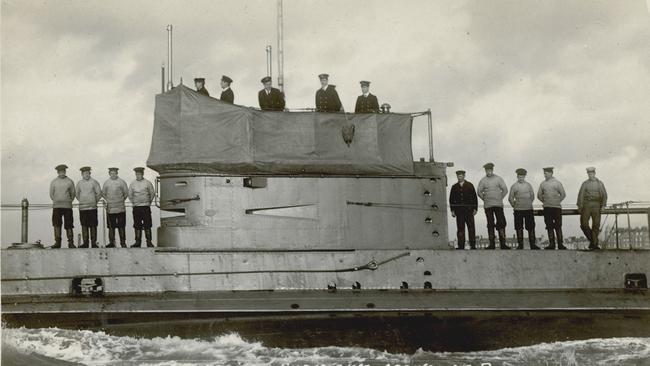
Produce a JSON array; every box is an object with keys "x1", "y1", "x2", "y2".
[
  {"x1": 129, "y1": 167, "x2": 156, "y2": 248},
  {"x1": 49, "y1": 164, "x2": 76, "y2": 248},
  {"x1": 577, "y1": 167, "x2": 608, "y2": 250}
]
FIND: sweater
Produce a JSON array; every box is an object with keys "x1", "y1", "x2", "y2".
[
  {"x1": 477, "y1": 174, "x2": 508, "y2": 208},
  {"x1": 129, "y1": 178, "x2": 155, "y2": 207},
  {"x1": 508, "y1": 181, "x2": 535, "y2": 211},
  {"x1": 537, "y1": 177, "x2": 566, "y2": 208},
  {"x1": 76, "y1": 178, "x2": 102, "y2": 210},
  {"x1": 102, "y1": 177, "x2": 129, "y2": 213},
  {"x1": 49, "y1": 176, "x2": 75, "y2": 208}
]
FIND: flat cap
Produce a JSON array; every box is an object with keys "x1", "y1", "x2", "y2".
[
  {"x1": 79, "y1": 166, "x2": 91, "y2": 172},
  {"x1": 483, "y1": 162, "x2": 495, "y2": 169},
  {"x1": 360, "y1": 80, "x2": 371, "y2": 86},
  {"x1": 108, "y1": 167, "x2": 119, "y2": 172},
  {"x1": 543, "y1": 167, "x2": 554, "y2": 172},
  {"x1": 133, "y1": 167, "x2": 145, "y2": 173},
  {"x1": 455, "y1": 170, "x2": 466, "y2": 175},
  {"x1": 194, "y1": 78, "x2": 205, "y2": 82},
  {"x1": 586, "y1": 167, "x2": 596, "y2": 172},
  {"x1": 221, "y1": 75, "x2": 233, "y2": 83},
  {"x1": 318, "y1": 73, "x2": 329, "y2": 80},
  {"x1": 55, "y1": 164, "x2": 68, "y2": 171},
  {"x1": 261, "y1": 76, "x2": 272, "y2": 83},
  {"x1": 515, "y1": 168, "x2": 527, "y2": 175}
]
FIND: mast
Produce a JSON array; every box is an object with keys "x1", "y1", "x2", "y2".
[
  {"x1": 166, "y1": 25, "x2": 173, "y2": 91},
  {"x1": 266, "y1": 45, "x2": 273, "y2": 81},
  {"x1": 276, "y1": 0, "x2": 284, "y2": 92}
]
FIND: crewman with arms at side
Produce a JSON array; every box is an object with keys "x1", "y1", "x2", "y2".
[
  {"x1": 354, "y1": 80, "x2": 379, "y2": 113},
  {"x1": 258, "y1": 76, "x2": 285, "y2": 111},
  {"x1": 194, "y1": 77, "x2": 209, "y2": 96},
  {"x1": 449, "y1": 170, "x2": 478, "y2": 250},
  {"x1": 76, "y1": 166, "x2": 102, "y2": 248},
  {"x1": 577, "y1": 167, "x2": 608, "y2": 250},
  {"x1": 537, "y1": 167, "x2": 567, "y2": 250},
  {"x1": 102, "y1": 167, "x2": 129, "y2": 248},
  {"x1": 508, "y1": 168, "x2": 539, "y2": 250},
  {"x1": 219, "y1": 75, "x2": 234, "y2": 104},
  {"x1": 477, "y1": 162, "x2": 509, "y2": 249},
  {"x1": 315, "y1": 73, "x2": 342, "y2": 112},
  {"x1": 49, "y1": 164, "x2": 76, "y2": 248},
  {"x1": 129, "y1": 167, "x2": 156, "y2": 248}
]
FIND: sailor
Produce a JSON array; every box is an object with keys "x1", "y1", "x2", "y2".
[
  {"x1": 354, "y1": 80, "x2": 379, "y2": 113},
  {"x1": 449, "y1": 170, "x2": 478, "y2": 249},
  {"x1": 508, "y1": 168, "x2": 539, "y2": 250},
  {"x1": 194, "y1": 77, "x2": 210, "y2": 96},
  {"x1": 577, "y1": 167, "x2": 608, "y2": 250},
  {"x1": 315, "y1": 73, "x2": 342, "y2": 112},
  {"x1": 129, "y1": 167, "x2": 156, "y2": 248},
  {"x1": 102, "y1": 167, "x2": 129, "y2": 248},
  {"x1": 537, "y1": 167, "x2": 567, "y2": 250},
  {"x1": 49, "y1": 164, "x2": 76, "y2": 249},
  {"x1": 220, "y1": 75, "x2": 234, "y2": 104},
  {"x1": 477, "y1": 163, "x2": 509, "y2": 249},
  {"x1": 75, "y1": 166, "x2": 102, "y2": 248},
  {"x1": 258, "y1": 76, "x2": 285, "y2": 111}
]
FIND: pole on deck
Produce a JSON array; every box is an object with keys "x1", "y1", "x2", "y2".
[
  {"x1": 161, "y1": 64, "x2": 165, "y2": 93},
  {"x1": 427, "y1": 109, "x2": 434, "y2": 162},
  {"x1": 625, "y1": 202, "x2": 633, "y2": 250},
  {"x1": 277, "y1": 0, "x2": 284, "y2": 93},
  {"x1": 21, "y1": 198, "x2": 28, "y2": 243},
  {"x1": 166, "y1": 25, "x2": 173, "y2": 91}
]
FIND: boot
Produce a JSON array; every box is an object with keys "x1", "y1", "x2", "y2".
[
  {"x1": 515, "y1": 230, "x2": 524, "y2": 250},
  {"x1": 498, "y1": 229, "x2": 509, "y2": 250},
  {"x1": 581, "y1": 226, "x2": 593, "y2": 248},
  {"x1": 545, "y1": 229, "x2": 556, "y2": 250},
  {"x1": 90, "y1": 227, "x2": 99, "y2": 248},
  {"x1": 66, "y1": 229, "x2": 76, "y2": 248},
  {"x1": 107, "y1": 228, "x2": 116, "y2": 248},
  {"x1": 52, "y1": 226, "x2": 62, "y2": 249},
  {"x1": 118, "y1": 227, "x2": 127, "y2": 248},
  {"x1": 131, "y1": 229, "x2": 142, "y2": 248},
  {"x1": 457, "y1": 231, "x2": 465, "y2": 250},
  {"x1": 469, "y1": 231, "x2": 476, "y2": 249},
  {"x1": 80, "y1": 226, "x2": 90, "y2": 248},
  {"x1": 145, "y1": 229, "x2": 154, "y2": 248},
  {"x1": 556, "y1": 228, "x2": 567, "y2": 250},
  {"x1": 486, "y1": 229, "x2": 496, "y2": 249},
  {"x1": 528, "y1": 229, "x2": 540, "y2": 250},
  {"x1": 590, "y1": 229, "x2": 600, "y2": 250}
]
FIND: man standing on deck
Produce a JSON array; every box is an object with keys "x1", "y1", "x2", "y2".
[
  {"x1": 258, "y1": 76, "x2": 285, "y2": 111},
  {"x1": 102, "y1": 167, "x2": 129, "y2": 248},
  {"x1": 49, "y1": 164, "x2": 76, "y2": 248},
  {"x1": 129, "y1": 167, "x2": 156, "y2": 248},
  {"x1": 577, "y1": 167, "x2": 608, "y2": 250},
  {"x1": 315, "y1": 73, "x2": 342, "y2": 112},
  {"x1": 477, "y1": 163, "x2": 509, "y2": 250},
  {"x1": 537, "y1": 167, "x2": 567, "y2": 250},
  {"x1": 76, "y1": 166, "x2": 102, "y2": 248},
  {"x1": 220, "y1": 75, "x2": 234, "y2": 104},
  {"x1": 508, "y1": 168, "x2": 539, "y2": 250},
  {"x1": 449, "y1": 170, "x2": 478, "y2": 249},
  {"x1": 354, "y1": 80, "x2": 379, "y2": 113},
  {"x1": 194, "y1": 77, "x2": 209, "y2": 96}
]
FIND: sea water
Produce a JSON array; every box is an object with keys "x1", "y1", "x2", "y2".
[{"x1": 2, "y1": 327, "x2": 649, "y2": 366}]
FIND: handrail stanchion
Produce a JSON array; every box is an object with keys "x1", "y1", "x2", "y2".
[
  {"x1": 21, "y1": 198, "x2": 29, "y2": 243},
  {"x1": 427, "y1": 109, "x2": 434, "y2": 162}
]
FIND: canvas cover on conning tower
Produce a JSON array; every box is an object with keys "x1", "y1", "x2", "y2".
[{"x1": 147, "y1": 85, "x2": 414, "y2": 175}]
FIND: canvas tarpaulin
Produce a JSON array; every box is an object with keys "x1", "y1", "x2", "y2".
[{"x1": 147, "y1": 85, "x2": 414, "y2": 175}]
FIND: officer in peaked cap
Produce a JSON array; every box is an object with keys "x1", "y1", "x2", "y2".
[
  {"x1": 258, "y1": 76, "x2": 286, "y2": 111},
  {"x1": 315, "y1": 73, "x2": 342, "y2": 112},
  {"x1": 577, "y1": 167, "x2": 607, "y2": 250},
  {"x1": 355, "y1": 80, "x2": 380, "y2": 113},
  {"x1": 49, "y1": 164, "x2": 76, "y2": 248},
  {"x1": 449, "y1": 170, "x2": 478, "y2": 249},
  {"x1": 102, "y1": 167, "x2": 129, "y2": 247},
  {"x1": 477, "y1": 162, "x2": 509, "y2": 249},
  {"x1": 220, "y1": 75, "x2": 234, "y2": 104},
  {"x1": 537, "y1": 167, "x2": 567, "y2": 250},
  {"x1": 76, "y1": 166, "x2": 102, "y2": 248},
  {"x1": 508, "y1": 168, "x2": 539, "y2": 250},
  {"x1": 194, "y1": 77, "x2": 210, "y2": 96},
  {"x1": 129, "y1": 167, "x2": 156, "y2": 248}
]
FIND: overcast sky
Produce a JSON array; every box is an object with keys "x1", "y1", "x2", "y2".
[{"x1": 2, "y1": 0, "x2": 650, "y2": 245}]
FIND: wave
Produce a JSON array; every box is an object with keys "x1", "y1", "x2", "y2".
[{"x1": 2, "y1": 327, "x2": 649, "y2": 366}]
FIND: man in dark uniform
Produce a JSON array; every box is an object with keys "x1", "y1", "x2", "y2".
[
  {"x1": 449, "y1": 170, "x2": 478, "y2": 249},
  {"x1": 354, "y1": 80, "x2": 379, "y2": 113},
  {"x1": 194, "y1": 77, "x2": 210, "y2": 96},
  {"x1": 49, "y1": 164, "x2": 76, "y2": 248},
  {"x1": 315, "y1": 73, "x2": 342, "y2": 112},
  {"x1": 258, "y1": 76, "x2": 285, "y2": 111},
  {"x1": 220, "y1": 75, "x2": 234, "y2": 103},
  {"x1": 577, "y1": 167, "x2": 608, "y2": 250}
]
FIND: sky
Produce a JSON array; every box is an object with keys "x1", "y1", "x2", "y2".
[{"x1": 2, "y1": 0, "x2": 650, "y2": 246}]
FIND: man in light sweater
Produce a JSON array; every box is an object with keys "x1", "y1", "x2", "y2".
[
  {"x1": 102, "y1": 167, "x2": 129, "y2": 248},
  {"x1": 577, "y1": 167, "x2": 608, "y2": 250},
  {"x1": 508, "y1": 168, "x2": 539, "y2": 250},
  {"x1": 129, "y1": 167, "x2": 156, "y2": 248},
  {"x1": 76, "y1": 166, "x2": 102, "y2": 248},
  {"x1": 477, "y1": 162, "x2": 509, "y2": 250},
  {"x1": 537, "y1": 167, "x2": 567, "y2": 250},
  {"x1": 49, "y1": 164, "x2": 76, "y2": 248}
]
